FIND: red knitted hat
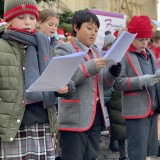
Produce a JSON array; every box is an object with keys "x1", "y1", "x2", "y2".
[
  {"x1": 3, "y1": 0, "x2": 39, "y2": 22},
  {"x1": 127, "y1": 16, "x2": 153, "y2": 38},
  {"x1": 57, "y1": 28, "x2": 65, "y2": 38},
  {"x1": 113, "y1": 30, "x2": 119, "y2": 38}
]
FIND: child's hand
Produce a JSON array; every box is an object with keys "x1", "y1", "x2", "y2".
[
  {"x1": 139, "y1": 74, "x2": 160, "y2": 87},
  {"x1": 94, "y1": 58, "x2": 107, "y2": 69},
  {"x1": 109, "y1": 62, "x2": 122, "y2": 77},
  {"x1": 155, "y1": 68, "x2": 160, "y2": 78},
  {"x1": 55, "y1": 81, "x2": 76, "y2": 98},
  {"x1": 58, "y1": 85, "x2": 69, "y2": 94}
]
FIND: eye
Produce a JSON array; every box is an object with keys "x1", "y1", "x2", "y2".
[
  {"x1": 30, "y1": 16, "x2": 36, "y2": 20},
  {"x1": 95, "y1": 29, "x2": 98, "y2": 33},
  {"x1": 154, "y1": 41, "x2": 158, "y2": 43},
  {"x1": 145, "y1": 38, "x2": 150, "y2": 42},
  {"x1": 30, "y1": 17, "x2": 36, "y2": 20},
  {"x1": 18, "y1": 15, "x2": 25, "y2": 19},
  {"x1": 87, "y1": 27, "x2": 92, "y2": 30}
]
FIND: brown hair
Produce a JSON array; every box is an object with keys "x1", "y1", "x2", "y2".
[
  {"x1": 39, "y1": 9, "x2": 59, "y2": 23},
  {"x1": 151, "y1": 30, "x2": 160, "y2": 42}
]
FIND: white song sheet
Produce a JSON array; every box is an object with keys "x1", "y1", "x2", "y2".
[
  {"x1": 151, "y1": 20, "x2": 160, "y2": 28},
  {"x1": 26, "y1": 52, "x2": 86, "y2": 92},
  {"x1": 103, "y1": 31, "x2": 137, "y2": 63}
]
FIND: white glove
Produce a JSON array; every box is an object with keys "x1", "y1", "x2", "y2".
[
  {"x1": 139, "y1": 74, "x2": 160, "y2": 87},
  {"x1": 155, "y1": 67, "x2": 160, "y2": 77}
]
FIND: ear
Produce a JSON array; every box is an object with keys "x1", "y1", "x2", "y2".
[
  {"x1": 37, "y1": 20, "x2": 43, "y2": 26},
  {"x1": 73, "y1": 24, "x2": 79, "y2": 33}
]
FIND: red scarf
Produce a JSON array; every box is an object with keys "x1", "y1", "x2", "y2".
[
  {"x1": 148, "y1": 44, "x2": 160, "y2": 59},
  {"x1": 129, "y1": 44, "x2": 148, "y2": 60},
  {"x1": 9, "y1": 26, "x2": 37, "y2": 34}
]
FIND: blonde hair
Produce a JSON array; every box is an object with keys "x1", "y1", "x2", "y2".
[
  {"x1": 5, "y1": 21, "x2": 12, "y2": 31},
  {"x1": 117, "y1": 28, "x2": 127, "y2": 38}
]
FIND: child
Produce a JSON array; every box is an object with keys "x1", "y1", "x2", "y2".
[
  {"x1": 149, "y1": 30, "x2": 160, "y2": 157},
  {"x1": 55, "y1": 9, "x2": 122, "y2": 160},
  {"x1": 38, "y1": 9, "x2": 59, "y2": 48},
  {"x1": 0, "y1": 0, "x2": 73, "y2": 159},
  {"x1": 102, "y1": 30, "x2": 119, "y2": 152},
  {"x1": 65, "y1": 32, "x2": 72, "y2": 42},
  {"x1": 57, "y1": 28, "x2": 66, "y2": 43},
  {"x1": 149, "y1": 30, "x2": 160, "y2": 60},
  {"x1": 102, "y1": 30, "x2": 116, "y2": 51},
  {"x1": 38, "y1": 8, "x2": 60, "y2": 113},
  {"x1": 115, "y1": 15, "x2": 160, "y2": 160}
]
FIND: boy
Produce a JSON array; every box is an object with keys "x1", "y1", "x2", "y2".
[
  {"x1": 55, "y1": 9, "x2": 121, "y2": 160},
  {"x1": 115, "y1": 15, "x2": 160, "y2": 160}
]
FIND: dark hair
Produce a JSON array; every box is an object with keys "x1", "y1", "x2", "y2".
[
  {"x1": 105, "y1": 30, "x2": 111, "y2": 36},
  {"x1": 72, "y1": 9, "x2": 100, "y2": 36}
]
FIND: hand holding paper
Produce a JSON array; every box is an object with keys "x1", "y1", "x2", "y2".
[
  {"x1": 93, "y1": 58, "x2": 107, "y2": 69},
  {"x1": 109, "y1": 62, "x2": 122, "y2": 77},
  {"x1": 58, "y1": 85, "x2": 69, "y2": 94}
]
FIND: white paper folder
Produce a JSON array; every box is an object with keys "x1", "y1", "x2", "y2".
[{"x1": 26, "y1": 52, "x2": 86, "y2": 92}]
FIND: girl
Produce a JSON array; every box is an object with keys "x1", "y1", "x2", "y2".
[
  {"x1": 38, "y1": 9, "x2": 59, "y2": 48},
  {"x1": 0, "y1": 0, "x2": 73, "y2": 159}
]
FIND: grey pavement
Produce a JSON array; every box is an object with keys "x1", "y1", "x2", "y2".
[
  {"x1": 98, "y1": 134, "x2": 160, "y2": 160},
  {"x1": 98, "y1": 134, "x2": 120, "y2": 160},
  {"x1": 58, "y1": 133, "x2": 160, "y2": 160}
]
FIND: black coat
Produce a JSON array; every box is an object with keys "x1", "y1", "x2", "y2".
[{"x1": 108, "y1": 91, "x2": 126, "y2": 140}]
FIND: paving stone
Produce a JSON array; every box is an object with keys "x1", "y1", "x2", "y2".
[
  {"x1": 58, "y1": 133, "x2": 160, "y2": 160},
  {"x1": 98, "y1": 134, "x2": 160, "y2": 160}
]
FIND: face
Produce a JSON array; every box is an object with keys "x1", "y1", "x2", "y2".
[
  {"x1": 132, "y1": 38, "x2": 150, "y2": 52},
  {"x1": 74, "y1": 22, "x2": 99, "y2": 47},
  {"x1": 102, "y1": 43, "x2": 112, "y2": 51},
  {"x1": 152, "y1": 39, "x2": 160, "y2": 48},
  {"x1": 39, "y1": 17, "x2": 59, "y2": 37},
  {"x1": 11, "y1": 14, "x2": 37, "y2": 32},
  {"x1": 106, "y1": 44, "x2": 113, "y2": 50},
  {"x1": 58, "y1": 37, "x2": 65, "y2": 43}
]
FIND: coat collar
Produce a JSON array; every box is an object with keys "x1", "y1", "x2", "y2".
[
  {"x1": 71, "y1": 37, "x2": 98, "y2": 60},
  {"x1": 126, "y1": 47, "x2": 157, "y2": 76},
  {"x1": 129, "y1": 44, "x2": 148, "y2": 59}
]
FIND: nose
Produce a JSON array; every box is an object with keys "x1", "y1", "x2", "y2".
[
  {"x1": 158, "y1": 41, "x2": 160, "y2": 47},
  {"x1": 91, "y1": 30, "x2": 96, "y2": 36},
  {"x1": 51, "y1": 25, "x2": 58, "y2": 31},
  {"x1": 24, "y1": 17, "x2": 31, "y2": 25},
  {"x1": 143, "y1": 39, "x2": 148, "y2": 45}
]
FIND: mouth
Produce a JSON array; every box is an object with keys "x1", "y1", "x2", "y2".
[
  {"x1": 23, "y1": 28, "x2": 31, "y2": 31},
  {"x1": 49, "y1": 31, "x2": 55, "y2": 35},
  {"x1": 90, "y1": 37, "x2": 95, "y2": 41}
]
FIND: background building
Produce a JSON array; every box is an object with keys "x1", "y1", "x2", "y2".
[{"x1": 38, "y1": 0, "x2": 158, "y2": 22}]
